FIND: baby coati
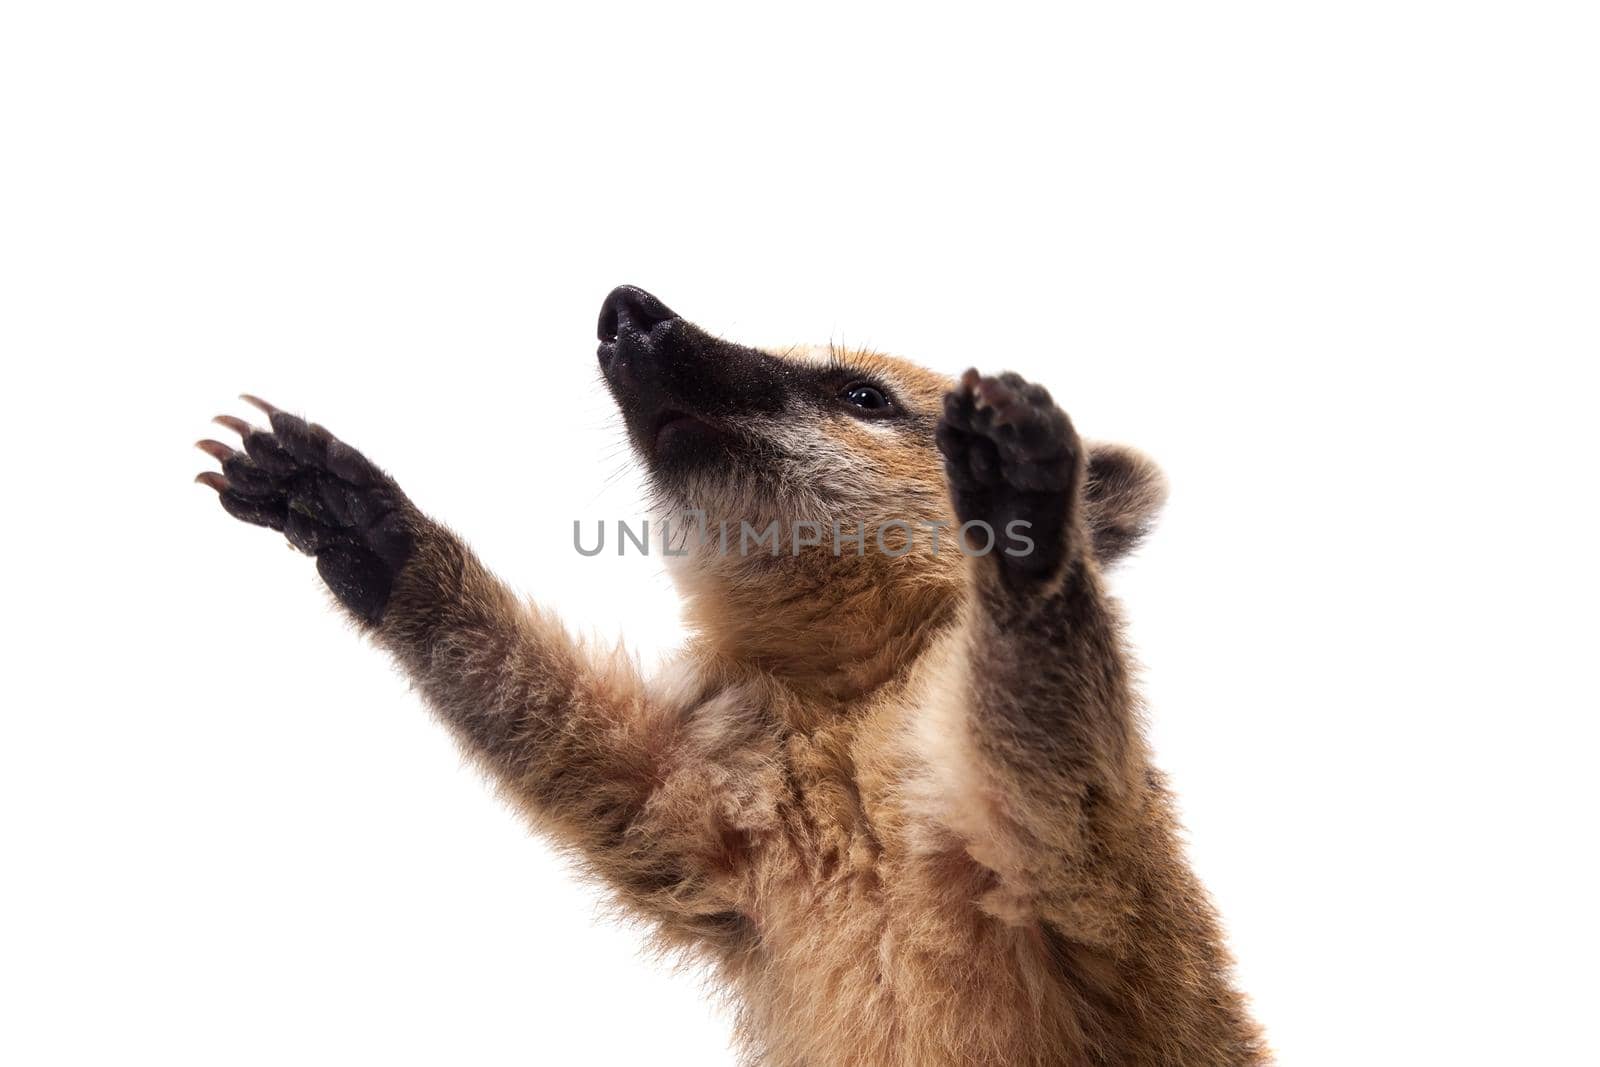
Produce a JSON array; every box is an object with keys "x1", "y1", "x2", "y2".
[{"x1": 196, "y1": 285, "x2": 1267, "y2": 1066}]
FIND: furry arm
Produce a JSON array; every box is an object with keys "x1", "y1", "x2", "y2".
[
  {"x1": 931, "y1": 372, "x2": 1146, "y2": 933},
  {"x1": 198, "y1": 400, "x2": 748, "y2": 948}
]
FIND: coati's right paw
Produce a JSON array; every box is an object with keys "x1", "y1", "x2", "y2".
[
  {"x1": 936, "y1": 369, "x2": 1084, "y2": 587},
  {"x1": 195, "y1": 397, "x2": 416, "y2": 626}
]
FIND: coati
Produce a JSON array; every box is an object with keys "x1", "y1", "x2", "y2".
[{"x1": 196, "y1": 285, "x2": 1267, "y2": 1066}]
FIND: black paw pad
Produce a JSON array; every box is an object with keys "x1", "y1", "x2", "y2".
[
  {"x1": 936, "y1": 369, "x2": 1083, "y2": 584},
  {"x1": 197, "y1": 397, "x2": 415, "y2": 624}
]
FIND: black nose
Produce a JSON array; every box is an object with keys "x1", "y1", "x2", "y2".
[{"x1": 598, "y1": 285, "x2": 677, "y2": 344}]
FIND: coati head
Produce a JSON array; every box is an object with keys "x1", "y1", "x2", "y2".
[{"x1": 596, "y1": 285, "x2": 1166, "y2": 691}]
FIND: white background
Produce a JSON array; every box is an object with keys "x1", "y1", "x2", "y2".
[{"x1": 3, "y1": 2, "x2": 1596, "y2": 1064}]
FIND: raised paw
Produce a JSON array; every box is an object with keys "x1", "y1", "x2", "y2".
[
  {"x1": 195, "y1": 396, "x2": 416, "y2": 625},
  {"x1": 936, "y1": 369, "x2": 1084, "y2": 586}
]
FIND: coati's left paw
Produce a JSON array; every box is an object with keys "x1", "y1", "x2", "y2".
[
  {"x1": 195, "y1": 397, "x2": 417, "y2": 626},
  {"x1": 936, "y1": 369, "x2": 1084, "y2": 586}
]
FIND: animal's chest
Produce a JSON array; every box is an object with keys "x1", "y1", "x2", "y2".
[{"x1": 733, "y1": 745, "x2": 1062, "y2": 1065}]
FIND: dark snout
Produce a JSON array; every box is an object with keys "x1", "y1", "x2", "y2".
[
  {"x1": 596, "y1": 285, "x2": 794, "y2": 465},
  {"x1": 597, "y1": 285, "x2": 678, "y2": 366}
]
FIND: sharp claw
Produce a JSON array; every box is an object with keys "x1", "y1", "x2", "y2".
[
  {"x1": 213, "y1": 415, "x2": 252, "y2": 438},
  {"x1": 194, "y1": 471, "x2": 227, "y2": 492},
  {"x1": 240, "y1": 394, "x2": 282, "y2": 418},
  {"x1": 195, "y1": 439, "x2": 236, "y2": 462}
]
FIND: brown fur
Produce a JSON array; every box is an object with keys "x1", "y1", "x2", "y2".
[
  {"x1": 201, "y1": 320, "x2": 1264, "y2": 1062},
  {"x1": 357, "y1": 344, "x2": 1265, "y2": 1065}
]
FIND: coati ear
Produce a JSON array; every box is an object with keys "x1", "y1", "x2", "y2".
[{"x1": 1083, "y1": 442, "x2": 1168, "y2": 566}]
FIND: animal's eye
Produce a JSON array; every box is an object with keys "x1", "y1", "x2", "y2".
[{"x1": 843, "y1": 384, "x2": 891, "y2": 411}]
